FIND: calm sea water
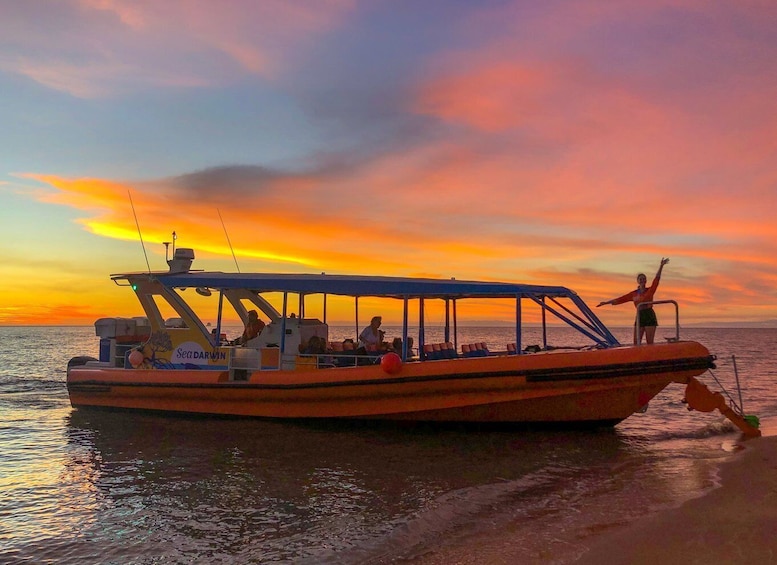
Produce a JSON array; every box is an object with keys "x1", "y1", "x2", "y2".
[{"x1": 1, "y1": 326, "x2": 775, "y2": 564}]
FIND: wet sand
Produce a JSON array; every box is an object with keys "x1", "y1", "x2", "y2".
[
  {"x1": 575, "y1": 434, "x2": 777, "y2": 564},
  {"x1": 408, "y1": 434, "x2": 777, "y2": 565}
]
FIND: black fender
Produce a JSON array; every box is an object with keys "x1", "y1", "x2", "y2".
[{"x1": 67, "y1": 355, "x2": 97, "y2": 372}]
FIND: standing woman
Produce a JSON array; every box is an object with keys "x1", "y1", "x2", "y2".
[
  {"x1": 359, "y1": 316, "x2": 385, "y2": 351},
  {"x1": 597, "y1": 258, "x2": 670, "y2": 345}
]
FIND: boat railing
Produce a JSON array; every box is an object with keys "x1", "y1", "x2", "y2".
[
  {"x1": 227, "y1": 347, "x2": 383, "y2": 377},
  {"x1": 297, "y1": 352, "x2": 368, "y2": 369},
  {"x1": 244, "y1": 348, "x2": 424, "y2": 372},
  {"x1": 636, "y1": 300, "x2": 680, "y2": 343}
]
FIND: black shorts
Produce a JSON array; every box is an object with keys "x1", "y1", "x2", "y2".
[{"x1": 636, "y1": 307, "x2": 658, "y2": 328}]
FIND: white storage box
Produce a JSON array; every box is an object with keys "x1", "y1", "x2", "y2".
[{"x1": 95, "y1": 317, "x2": 137, "y2": 338}]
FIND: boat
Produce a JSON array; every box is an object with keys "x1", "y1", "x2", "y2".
[{"x1": 66, "y1": 246, "x2": 760, "y2": 434}]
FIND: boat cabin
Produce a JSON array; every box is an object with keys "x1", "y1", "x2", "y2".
[{"x1": 98, "y1": 247, "x2": 626, "y2": 378}]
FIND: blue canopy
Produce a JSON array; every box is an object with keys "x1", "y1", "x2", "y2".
[
  {"x1": 114, "y1": 269, "x2": 619, "y2": 347},
  {"x1": 143, "y1": 271, "x2": 577, "y2": 300}
]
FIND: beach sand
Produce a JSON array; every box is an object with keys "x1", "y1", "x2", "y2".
[{"x1": 575, "y1": 433, "x2": 777, "y2": 564}]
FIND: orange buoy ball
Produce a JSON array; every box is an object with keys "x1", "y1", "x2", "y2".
[
  {"x1": 128, "y1": 349, "x2": 144, "y2": 368},
  {"x1": 380, "y1": 352, "x2": 402, "y2": 374}
]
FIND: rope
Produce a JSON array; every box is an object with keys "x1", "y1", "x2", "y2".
[{"x1": 705, "y1": 367, "x2": 744, "y2": 416}]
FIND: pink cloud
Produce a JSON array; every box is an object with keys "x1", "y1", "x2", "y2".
[{"x1": 3, "y1": 0, "x2": 355, "y2": 97}]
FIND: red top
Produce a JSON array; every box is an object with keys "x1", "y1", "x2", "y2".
[
  {"x1": 611, "y1": 273, "x2": 661, "y2": 309},
  {"x1": 242, "y1": 319, "x2": 265, "y2": 341}
]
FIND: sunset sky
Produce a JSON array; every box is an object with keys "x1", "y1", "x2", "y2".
[{"x1": 2, "y1": 1, "x2": 776, "y2": 327}]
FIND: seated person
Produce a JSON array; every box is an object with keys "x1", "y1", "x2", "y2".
[
  {"x1": 303, "y1": 336, "x2": 326, "y2": 354},
  {"x1": 359, "y1": 316, "x2": 385, "y2": 351},
  {"x1": 240, "y1": 310, "x2": 265, "y2": 345},
  {"x1": 390, "y1": 336, "x2": 415, "y2": 358},
  {"x1": 303, "y1": 336, "x2": 332, "y2": 367},
  {"x1": 333, "y1": 338, "x2": 357, "y2": 367}
]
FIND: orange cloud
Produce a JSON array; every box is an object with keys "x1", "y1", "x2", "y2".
[{"x1": 10, "y1": 162, "x2": 777, "y2": 327}]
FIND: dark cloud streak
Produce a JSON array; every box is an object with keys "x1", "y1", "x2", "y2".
[{"x1": 167, "y1": 165, "x2": 284, "y2": 197}]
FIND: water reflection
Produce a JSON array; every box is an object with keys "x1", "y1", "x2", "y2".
[{"x1": 57, "y1": 409, "x2": 713, "y2": 564}]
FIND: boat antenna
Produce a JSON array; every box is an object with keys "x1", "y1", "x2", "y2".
[
  {"x1": 217, "y1": 208, "x2": 240, "y2": 273},
  {"x1": 128, "y1": 190, "x2": 151, "y2": 273}
]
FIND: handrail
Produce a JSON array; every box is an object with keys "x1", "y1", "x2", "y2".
[{"x1": 636, "y1": 300, "x2": 679, "y2": 343}]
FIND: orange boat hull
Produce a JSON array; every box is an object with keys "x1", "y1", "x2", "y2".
[{"x1": 67, "y1": 341, "x2": 713, "y2": 426}]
